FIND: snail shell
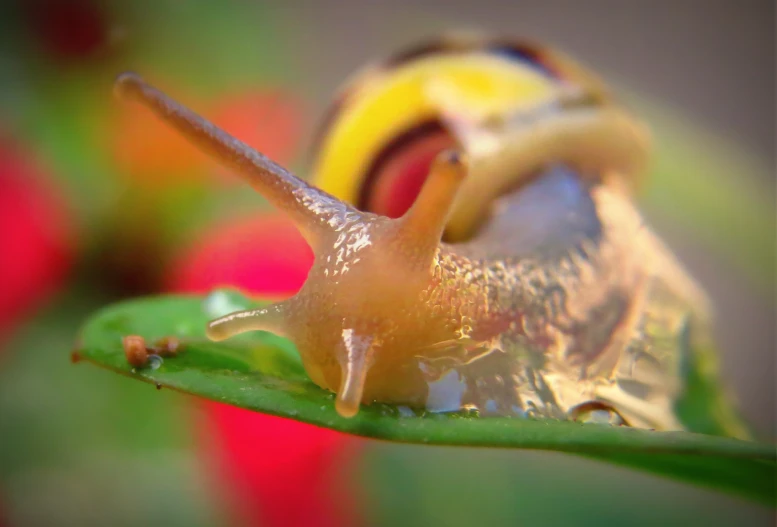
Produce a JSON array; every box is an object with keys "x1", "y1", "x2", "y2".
[
  {"x1": 311, "y1": 34, "x2": 649, "y2": 240},
  {"x1": 115, "y1": 34, "x2": 719, "y2": 431}
]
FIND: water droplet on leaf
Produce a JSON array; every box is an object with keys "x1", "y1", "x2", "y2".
[
  {"x1": 569, "y1": 401, "x2": 627, "y2": 426},
  {"x1": 148, "y1": 354, "x2": 163, "y2": 370}
]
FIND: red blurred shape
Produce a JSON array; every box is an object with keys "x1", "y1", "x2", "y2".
[
  {"x1": 112, "y1": 86, "x2": 212, "y2": 181},
  {"x1": 24, "y1": 0, "x2": 108, "y2": 61},
  {"x1": 170, "y1": 213, "x2": 362, "y2": 527},
  {"x1": 210, "y1": 90, "x2": 303, "y2": 170},
  {"x1": 0, "y1": 140, "x2": 73, "y2": 341},
  {"x1": 113, "y1": 89, "x2": 303, "y2": 188},
  {"x1": 169, "y1": 213, "x2": 313, "y2": 296},
  {"x1": 200, "y1": 401, "x2": 360, "y2": 527}
]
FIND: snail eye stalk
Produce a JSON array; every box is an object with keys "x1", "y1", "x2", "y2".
[
  {"x1": 113, "y1": 72, "x2": 357, "y2": 249},
  {"x1": 397, "y1": 150, "x2": 469, "y2": 259}
]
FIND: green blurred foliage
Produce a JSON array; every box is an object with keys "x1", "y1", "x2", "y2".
[
  {"x1": 641, "y1": 99, "x2": 775, "y2": 292},
  {"x1": 364, "y1": 445, "x2": 771, "y2": 527},
  {"x1": 0, "y1": 290, "x2": 219, "y2": 526}
]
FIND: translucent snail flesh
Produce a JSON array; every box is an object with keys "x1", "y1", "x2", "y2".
[{"x1": 115, "y1": 34, "x2": 731, "y2": 431}]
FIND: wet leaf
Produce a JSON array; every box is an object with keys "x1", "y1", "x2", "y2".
[{"x1": 75, "y1": 291, "x2": 776, "y2": 506}]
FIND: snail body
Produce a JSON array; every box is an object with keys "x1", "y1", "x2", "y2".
[{"x1": 116, "y1": 35, "x2": 723, "y2": 430}]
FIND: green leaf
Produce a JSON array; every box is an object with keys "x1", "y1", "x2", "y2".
[{"x1": 75, "y1": 291, "x2": 776, "y2": 506}]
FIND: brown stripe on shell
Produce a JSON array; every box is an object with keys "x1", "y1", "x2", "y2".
[{"x1": 357, "y1": 119, "x2": 447, "y2": 212}]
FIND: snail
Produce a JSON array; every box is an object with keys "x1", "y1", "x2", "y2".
[{"x1": 115, "y1": 34, "x2": 729, "y2": 431}]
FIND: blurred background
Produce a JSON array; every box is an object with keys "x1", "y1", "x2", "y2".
[{"x1": 0, "y1": 0, "x2": 773, "y2": 526}]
